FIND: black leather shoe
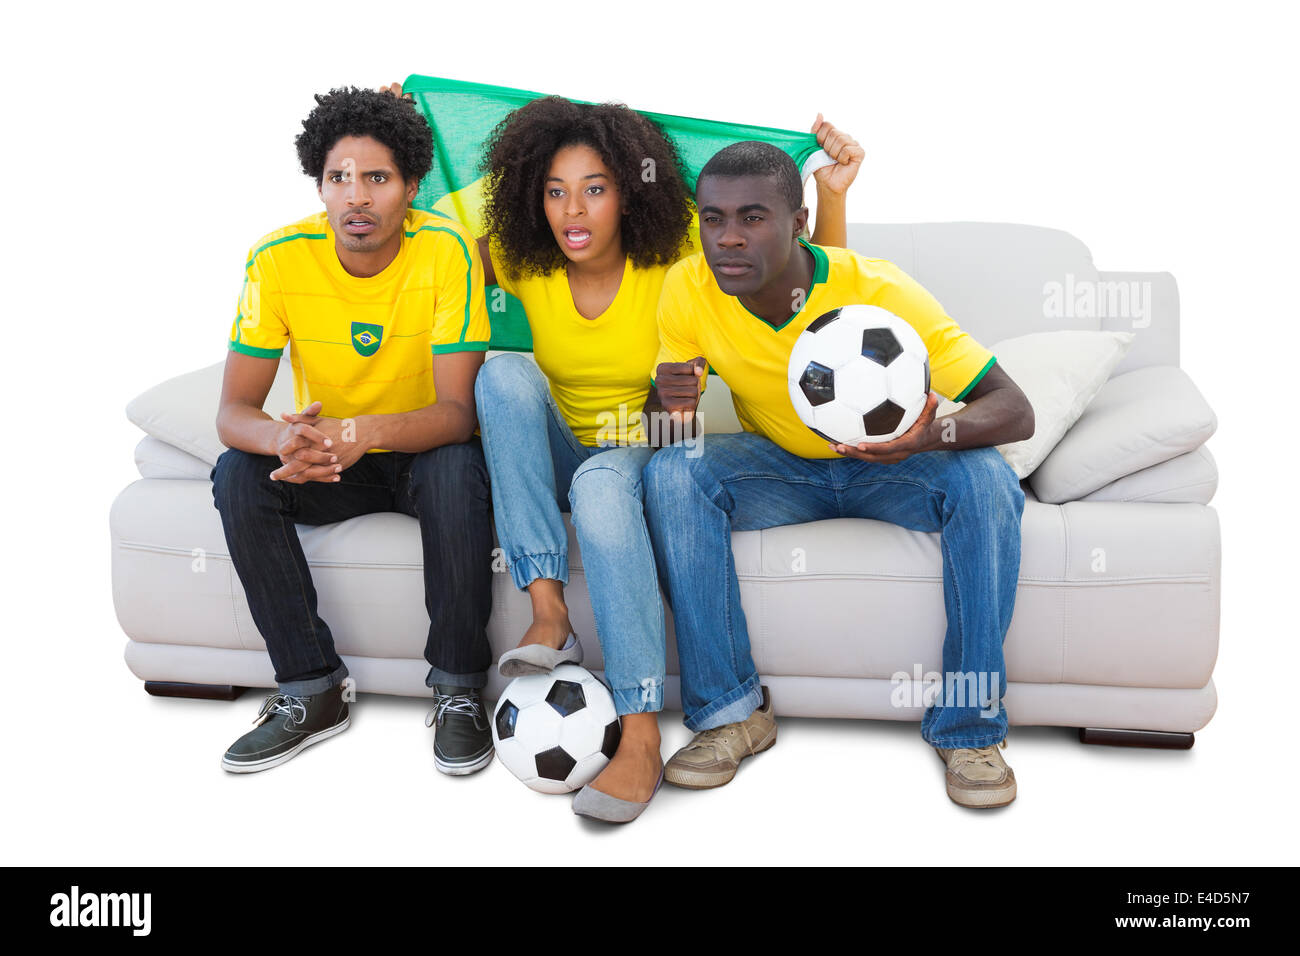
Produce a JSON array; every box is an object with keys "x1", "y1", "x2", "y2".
[
  {"x1": 426, "y1": 685, "x2": 493, "y2": 776},
  {"x1": 221, "y1": 686, "x2": 350, "y2": 773}
]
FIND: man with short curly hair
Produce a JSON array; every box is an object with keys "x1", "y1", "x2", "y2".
[{"x1": 211, "y1": 86, "x2": 496, "y2": 776}]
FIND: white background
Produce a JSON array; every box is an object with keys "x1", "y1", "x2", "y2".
[{"x1": 2, "y1": 0, "x2": 1296, "y2": 865}]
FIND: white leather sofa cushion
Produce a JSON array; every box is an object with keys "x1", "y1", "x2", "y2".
[
  {"x1": 134, "y1": 436, "x2": 214, "y2": 480},
  {"x1": 1079, "y1": 445, "x2": 1217, "y2": 504},
  {"x1": 112, "y1": 477, "x2": 1220, "y2": 689},
  {"x1": 1029, "y1": 366, "x2": 1218, "y2": 504},
  {"x1": 735, "y1": 500, "x2": 1218, "y2": 689}
]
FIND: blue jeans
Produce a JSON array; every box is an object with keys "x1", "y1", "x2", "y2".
[
  {"x1": 475, "y1": 354, "x2": 665, "y2": 716},
  {"x1": 642, "y1": 431, "x2": 1024, "y2": 748},
  {"x1": 210, "y1": 442, "x2": 495, "y2": 696}
]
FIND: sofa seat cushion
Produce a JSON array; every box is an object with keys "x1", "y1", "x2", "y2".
[{"x1": 112, "y1": 478, "x2": 1219, "y2": 691}]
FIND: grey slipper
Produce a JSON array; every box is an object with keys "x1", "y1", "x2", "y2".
[
  {"x1": 572, "y1": 769, "x2": 664, "y2": 825},
  {"x1": 497, "y1": 633, "x2": 583, "y2": 678}
]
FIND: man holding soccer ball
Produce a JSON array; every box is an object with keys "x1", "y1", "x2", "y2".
[{"x1": 643, "y1": 142, "x2": 1035, "y2": 808}]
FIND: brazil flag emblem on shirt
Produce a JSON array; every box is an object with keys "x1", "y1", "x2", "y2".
[
  {"x1": 401, "y1": 75, "x2": 834, "y2": 353},
  {"x1": 351, "y1": 322, "x2": 383, "y2": 356}
]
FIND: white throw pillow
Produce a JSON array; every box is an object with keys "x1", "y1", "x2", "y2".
[
  {"x1": 126, "y1": 356, "x2": 296, "y2": 466},
  {"x1": 936, "y1": 330, "x2": 1135, "y2": 479},
  {"x1": 1029, "y1": 365, "x2": 1217, "y2": 502}
]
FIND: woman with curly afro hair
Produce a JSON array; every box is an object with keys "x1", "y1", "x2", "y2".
[{"x1": 384, "y1": 82, "x2": 862, "y2": 822}]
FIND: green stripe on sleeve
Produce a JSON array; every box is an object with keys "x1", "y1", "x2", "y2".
[
  {"x1": 433, "y1": 341, "x2": 489, "y2": 354},
  {"x1": 953, "y1": 356, "x2": 997, "y2": 402},
  {"x1": 229, "y1": 341, "x2": 284, "y2": 359}
]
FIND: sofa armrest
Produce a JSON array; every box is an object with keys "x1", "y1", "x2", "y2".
[
  {"x1": 1028, "y1": 365, "x2": 1217, "y2": 504},
  {"x1": 1099, "y1": 270, "x2": 1180, "y2": 376},
  {"x1": 134, "y1": 436, "x2": 215, "y2": 480},
  {"x1": 1078, "y1": 444, "x2": 1218, "y2": 504}
]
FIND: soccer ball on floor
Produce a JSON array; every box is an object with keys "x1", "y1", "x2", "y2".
[
  {"x1": 492, "y1": 664, "x2": 622, "y2": 794},
  {"x1": 787, "y1": 304, "x2": 932, "y2": 445}
]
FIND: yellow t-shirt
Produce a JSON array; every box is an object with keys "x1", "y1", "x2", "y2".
[
  {"x1": 653, "y1": 238, "x2": 997, "y2": 459},
  {"x1": 229, "y1": 209, "x2": 491, "y2": 450},
  {"x1": 491, "y1": 226, "x2": 698, "y2": 446}
]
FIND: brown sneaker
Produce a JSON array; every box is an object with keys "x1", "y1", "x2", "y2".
[
  {"x1": 664, "y1": 686, "x2": 777, "y2": 789},
  {"x1": 935, "y1": 738, "x2": 1016, "y2": 808}
]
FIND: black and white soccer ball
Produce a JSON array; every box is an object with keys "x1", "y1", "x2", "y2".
[
  {"x1": 492, "y1": 664, "x2": 621, "y2": 794},
  {"x1": 787, "y1": 304, "x2": 931, "y2": 445}
]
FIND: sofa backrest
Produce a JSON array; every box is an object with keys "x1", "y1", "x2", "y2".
[{"x1": 845, "y1": 222, "x2": 1179, "y2": 376}]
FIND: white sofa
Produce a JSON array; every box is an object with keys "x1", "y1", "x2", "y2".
[{"x1": 110, "y1": 222, "x2": 1220, "y2": 747}]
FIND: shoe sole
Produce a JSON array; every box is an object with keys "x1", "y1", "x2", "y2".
[
  {"x1": 664, "y1": 726, "x2": 777, "y2": 790},
  {"x1": 945, "y1": 777, "x2": 1016, "y2": 808},
  {"x1": 221, "y1": 717, "x2": 351, "y2": 774},
  {"x1": 435, "y1": 746, "x2": 495, "y2": 776},
  {"x1": 497, "y1": 637, "x2": 583, "y2": 679},
  {"x1": 497, "y1": 661, "x2": 556, "y2": 678}
]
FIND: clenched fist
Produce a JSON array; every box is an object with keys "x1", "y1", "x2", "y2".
[{"x1": 655, "y1": 356, "x2": 707, "y2": 422}]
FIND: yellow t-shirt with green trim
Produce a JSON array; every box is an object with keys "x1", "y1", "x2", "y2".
[
  {"x1": 229, "y1": 208, "x2": 490, "y2": 447},
  {"x1": 490, "y1": 225, "x2": 698, "y2": 447},
  {"x1": 653, "y1": 238, "x2": 997, "y2": 459}
]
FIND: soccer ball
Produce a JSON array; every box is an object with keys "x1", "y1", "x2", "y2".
[
  {"x1": 491, "y1": 664, "x2": 622, "y2": 794},
  {"x1": 787, "y1": 304, "x2": 931, "y2": 445}
]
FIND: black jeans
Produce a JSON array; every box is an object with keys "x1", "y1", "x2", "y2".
[{"x1": 210, "y1": 439, "x2": 494, "y2": 695}]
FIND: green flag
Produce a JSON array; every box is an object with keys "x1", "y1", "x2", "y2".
[{"x1": 403, "y1": 74, "x2": 829, "y2": 351}]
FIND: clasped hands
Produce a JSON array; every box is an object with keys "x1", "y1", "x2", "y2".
[{"x1": 270, "y1": 401, "x2": 368, "y2": 483}]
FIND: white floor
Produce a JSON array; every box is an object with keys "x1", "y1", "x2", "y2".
[{"x1": 5, "y1": 620, "x2": 1281, "y2": 865}]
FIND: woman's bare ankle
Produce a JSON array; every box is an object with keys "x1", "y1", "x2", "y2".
[
  {"x1": 617, "y1": 712, "x2": 663, "y2": 753},
  {"x1": 519, "y1": 580, "x2": 573, "y2": 649}
]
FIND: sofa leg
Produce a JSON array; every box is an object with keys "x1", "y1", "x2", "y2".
[
  {"x1": 145, "y1": 681, "x2": 248, "y2": 701},
  {"x1": 1078, "y1": 728, "x2": 1194, "y2": 749}
]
